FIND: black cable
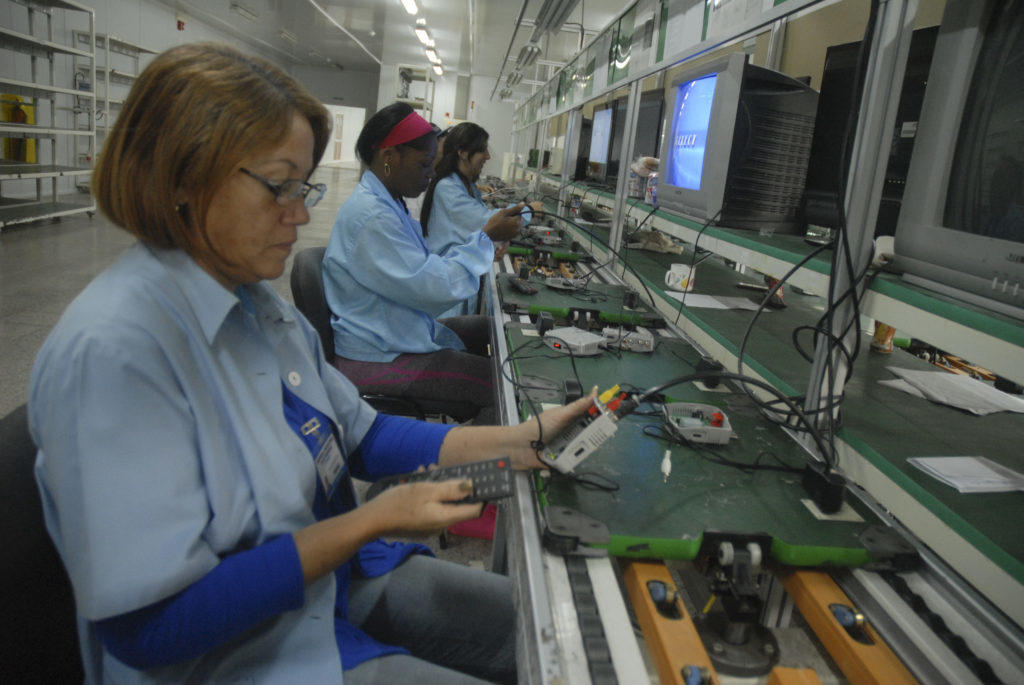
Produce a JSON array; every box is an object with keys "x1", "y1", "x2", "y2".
[
  {"x1": 641, "y1": 425, "x2": 803, "y2": 474},
  {"x1": 534, "y1": 209, "x2": 659, "y2": 310},
  {"x1": 633, "y1": 370, "x2": 836, "y2": 470}
]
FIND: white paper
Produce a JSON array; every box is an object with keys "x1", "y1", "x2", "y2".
[
  {"x1": 877, "y1": 378, "x2": 926, "y2": 399},
  {"x1": 907, "y1": 456, "x2": 1024, "y2": 494},
  {"x1": 666, "y1": 292, "x2": 762, "y2": 311},
  {"x1": 885, "y1": 367, "x2": 1024, "y2": 415}
]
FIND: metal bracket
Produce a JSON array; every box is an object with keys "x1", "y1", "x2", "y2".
[{"x1": 542, "y1": 506, "x2": 610, "y2": 556}]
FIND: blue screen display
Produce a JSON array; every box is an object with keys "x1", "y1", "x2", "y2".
[
  {"x1": 589, "y1": 108, "x2": 613, "y2": 165},
  {"x1": 666, "y1": 73, "x2": 718, "y2": 190}
]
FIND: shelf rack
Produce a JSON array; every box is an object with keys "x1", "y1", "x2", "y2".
[{"x1": 0, "y1": 0, "x2": 96, "y2": 230}]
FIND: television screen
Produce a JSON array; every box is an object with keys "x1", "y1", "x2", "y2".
[
  {"x1": 633, "y1": 94, "x2": 665, "y2": 159},
  {"x1": 665, "y1": 73, "x2": 718, "y2": 191},
  {"x1": 894, "y1": 0, "x2": 1024, "y2": 318},
  {"x1": 589, "y1": 108, "x2": 613, "y2": 166},
  {"x1": 656, "y1": 52, "x2": 817, "y2": 233}
]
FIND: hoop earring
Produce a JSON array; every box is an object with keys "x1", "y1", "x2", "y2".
[{"x1": 383, "y1": 161, "x2": 391, "y2": 177}]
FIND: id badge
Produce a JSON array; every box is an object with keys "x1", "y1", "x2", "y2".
[{"x1": 314, "y1": 434, "x2": 346, "y2": 497}]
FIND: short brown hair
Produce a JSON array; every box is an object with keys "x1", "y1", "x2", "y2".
[{"x1": 93, "y1": 43, "x2": 329, "y2": 252}]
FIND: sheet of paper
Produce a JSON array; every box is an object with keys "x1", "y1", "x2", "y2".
[
  {"x1": 885, "y1": 367, "x2": 1024, "y2": 415},
  {"x1": 665, "y1": 292, "x2": 762, "y2": 310},
  {"x1": 877, "y1": 378, "x2": 926, "y2": 399},
  {"x1": 907, "y1": 456, "x2": 1024, "y2": 493}
]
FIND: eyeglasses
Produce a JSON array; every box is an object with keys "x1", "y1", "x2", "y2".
[{"x1": 239, "y1": 167, "x2": 326, "y2": 208}]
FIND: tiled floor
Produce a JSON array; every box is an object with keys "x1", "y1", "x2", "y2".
[{"x1": 0, "y1": 162, "x2": 493, "y2": 566}]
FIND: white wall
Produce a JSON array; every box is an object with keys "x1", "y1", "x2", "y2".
[
  {"x1": 467, "y1": 75, "x2": 516, "y2": 181},
  {"x1": 292, "y1": 65, "x2": 379, "y2": 113}
]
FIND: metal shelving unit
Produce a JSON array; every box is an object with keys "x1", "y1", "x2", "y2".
[
  {"x1": 395, "y1": 63, "x2": 434, "y2": 121},
  {"x1": 72, "y1": 32, "x2": 154, "y2": 192},
  {"x1": 0, "y1": 0, "x2": 95, "y2": 231}
]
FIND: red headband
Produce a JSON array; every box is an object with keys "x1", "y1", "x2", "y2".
[{"x1": 375, "y1": 111, "x2": 435, "y2": 149}]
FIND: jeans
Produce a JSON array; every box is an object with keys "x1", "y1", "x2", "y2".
[{"x1": 344, "y1": 555, "x2": 515, "y2": 684}]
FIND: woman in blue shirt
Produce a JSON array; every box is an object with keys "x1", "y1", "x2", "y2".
[
  {"x1": 421, "y1": 123, "x2": 544, "y2": 318},
  {"x1": 323, "y1": 105, "x2": 523, "y2": 424},
  {"x1": 29, "y1": 43, "x2": 592, "y2": 684}
]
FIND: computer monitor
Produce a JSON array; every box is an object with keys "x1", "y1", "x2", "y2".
[
  {"x1": 657, "y1": 52, "x2": 819, "y2": 234},
  {"x1": 633, "y1": 91, "x2": 665, "y2": 160},
  {"x1": 573, "y1": 118, "x2": 593, "y2": 180},
  {"x1": 894, "y1": 0, "x2": 1024, "y2": 319},
  {"x1": 587, "y1": 106, "x2": 614, "y2": 182},
  {"x1": 803, "y1": 26, "x2": 938, "y2": 236}
]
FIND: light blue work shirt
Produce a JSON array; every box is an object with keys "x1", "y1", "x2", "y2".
[
  {"x1": 323, "y1": 169, "x2": 494, "y2": 362},
  {"x1": 30, "y1": 243, "x2": 378, "y2": 684},
  {"x1": 426, "y1": 174, "x2": 532, "y2": 317}
]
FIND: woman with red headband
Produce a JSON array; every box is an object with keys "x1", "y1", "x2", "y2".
[{"x1": 323, "y1": 103, "x2": 523, "y2": 424}]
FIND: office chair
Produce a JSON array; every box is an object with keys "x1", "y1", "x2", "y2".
[
  {"x1": 0, "y1": 404, "x2": 84, "y2": 682},
  {"x1": 290, "y1": 247, "x2": 428, "y2": 420}
]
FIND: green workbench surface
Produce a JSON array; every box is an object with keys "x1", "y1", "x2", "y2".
[
  {"x1": 838, "y1": 345, "x2": 1024, "y2": 585},
  {"x1": 613, "y1": 240, "x2": 828, "y2": 396},
  {"x1": 497, "y1": 272, "x2": 661, "y2": 324},
  {"x1": 540, "y1": 235, "x2": 1024, "y2": 586},
  {"x1": 504, "y1": 327, "x2": 884, "y2": 567},
  {"x1": 602, "y1": 243, "x2": 1024, "y2": 587}
]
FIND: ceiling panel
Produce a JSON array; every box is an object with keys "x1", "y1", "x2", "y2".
[{"x1": 156, "y1": 0, "x2": 626, "y2": 99}]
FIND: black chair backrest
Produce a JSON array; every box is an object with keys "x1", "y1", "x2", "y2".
[
  {"x1": 290, "y1": 246, "x2": 335, "y2": 358},
  {"x1": 0, "y1": 404, "x2": 84, "y2": 681}
]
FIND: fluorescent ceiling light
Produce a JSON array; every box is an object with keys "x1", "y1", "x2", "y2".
[
  {"x1": 278, "y1": 29, "x2": 298, "y2": 45},
  {"x1": 401, "y1": 0, "x2": 418, "y2": 15},
  {"x1": 414, "y1": 28, "x2": 431, "y2": 45},
  {"x1": 517, "y1": 41, "x2": 542, "y2": 68},
  {"x1": 433, "y1": 65, "x2": 443, "y2": 76},
  {"x1": 425, "y1": 49, "x2": 440, "y2": 64},
  {"x1": 229, "y1": 2, "x2": 259, "y2": 22}
]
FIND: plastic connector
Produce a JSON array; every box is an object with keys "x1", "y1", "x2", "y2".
[{"x1": 802, "y1": 463, "x2": 846, "y2": 514}]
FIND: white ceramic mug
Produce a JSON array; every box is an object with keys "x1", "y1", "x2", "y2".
[{"x1": 664, "y1": 263, "x2": 695, "y2": 292}]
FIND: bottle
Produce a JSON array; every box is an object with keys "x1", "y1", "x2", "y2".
[{"x1": 645, "y1": 173, "x2": 658, "y2": 206}]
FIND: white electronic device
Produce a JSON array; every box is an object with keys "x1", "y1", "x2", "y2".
[
  {"x1": 662, "y1": 402, "x2": 735, "y2": 445},
  {"x1": 543, "y1": 327, "x2": 605, "y2": 356},
  {"x1": 601, "y1": 325, "x2": 656, "y2": 353},
  {"x1": 542, "y1": 389, "x2": 628, "y2": 473}
]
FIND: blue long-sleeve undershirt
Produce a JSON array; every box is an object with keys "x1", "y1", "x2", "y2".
[{"x1": 96, "y1": 413, "x2": 455, "y2": 670}]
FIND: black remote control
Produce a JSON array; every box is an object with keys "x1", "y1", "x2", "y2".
[
  {"x1": 364, "y1": 458, "x2": 516, "y2": 504},
  {"x1": 510, "y1": 277, "x2": 538, "y2": 295}
]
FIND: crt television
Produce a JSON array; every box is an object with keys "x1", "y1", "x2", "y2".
[
  {"x1": 632, "y1": 91, "x2": 665, "y2": 160},
  {"x1": 803, "y1": 26, "x2": 938, "y2": 237},
  {"x1": 658, "y1": 52, "x2": 818, "y2": 234},
  {"x1": 893, "y1": 0, "x2": 1024, "y2": 319}
]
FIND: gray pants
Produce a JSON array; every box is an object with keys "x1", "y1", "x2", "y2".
[{"x1": 344, "y1": 555, "x2": 515, "y2": 684}]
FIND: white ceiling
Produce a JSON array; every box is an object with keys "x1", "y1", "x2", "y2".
[{"x1": 156, "y1": 0, "x2": 624, "y2": 97}]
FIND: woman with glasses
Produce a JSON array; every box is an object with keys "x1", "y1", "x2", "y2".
[
  {"x1": 323, "y1": 104, "x2": 523, "y2": 425},
  {"x1": 30, "y1": 43, "x2": 593, "y2": 684},
  {"x1": 420, "y1": 122, "x2": 544, "y2": 318}
]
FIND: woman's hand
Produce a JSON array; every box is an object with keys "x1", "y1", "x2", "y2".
[
  {"x1": 483, "y1": 204, "x2": 524, "y2": 241},
  {"x1": 292, "y1": 478, "x2": 481, "y2": 584},
  {"x1": 437, "y1": 388, "x2": 599, "y2": 472},
  {"x1": 504, "y1": 388, "x2": 597, "y2": 469},
  {"x1": 529, "y1": 200, "x2": 544, "y2": 215},
  {"x1": 493, "y1": 240, "x2": 510, "y2": 262},
  {"x1": 366, "y1": 479, "x2": 484, "y2": 536}
]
